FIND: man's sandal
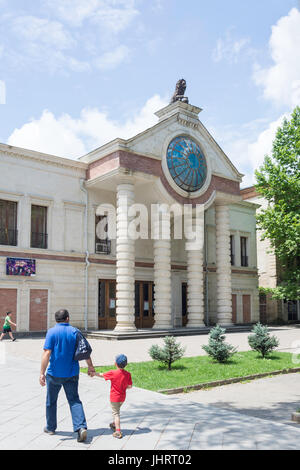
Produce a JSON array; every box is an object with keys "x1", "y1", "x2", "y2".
[{"x1": 113, "y1": 431, "x2": 123, "y2": 439}]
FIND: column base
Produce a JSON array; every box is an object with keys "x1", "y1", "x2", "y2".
[{"x1": 114, "y1": 324, "x2": 137, "y2": 332}]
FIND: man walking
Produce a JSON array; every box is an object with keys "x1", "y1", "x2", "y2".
[{"x1": 40, "y1": 309, "x2": 95, "y2": 442}]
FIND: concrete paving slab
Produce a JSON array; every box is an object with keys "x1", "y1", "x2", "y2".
[{"x1": 3, "y1": 337, "x2": 300, "y2": 450}]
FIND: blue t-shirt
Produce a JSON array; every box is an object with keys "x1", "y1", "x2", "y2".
[{"x1": 44, "y1": 323, "x2": 79, "y2": 378}]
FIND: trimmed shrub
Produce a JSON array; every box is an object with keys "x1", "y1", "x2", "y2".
[
  {"x1": 149, "y1": 336, "x2": 186, "y2": 370},
  {"x1": 248, "y1": 322, "x2": 279, "y2": 358},
  {"x1": 202, "y1": 325, "x2": 237, "y2": 363}
]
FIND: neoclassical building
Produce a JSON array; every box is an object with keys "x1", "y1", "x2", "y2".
[{"x1": 0, "y1": 98, "x2": 259, "y2": 333}]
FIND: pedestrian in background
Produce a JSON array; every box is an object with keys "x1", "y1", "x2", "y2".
[{"x1": 0, "y1": 311, "x2": 16, "y2": 342}]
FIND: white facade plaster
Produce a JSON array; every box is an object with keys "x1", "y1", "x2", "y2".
[{"x1": 0, "y1": 102, "x2": 259, "y2": 332}]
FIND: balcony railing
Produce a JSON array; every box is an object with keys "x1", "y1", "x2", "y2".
[
  {"x1": 0, "y1": 228, "x2": 18, "y2": 246},
  {"x1": 95, "y1": 240, "x2": 111, "y2": 255},
  {"x1": 31, "y1": 232, "x2": 48, "y2": 249},
  {"x1": 241, "y1": 255, "x2": 248, "y2": 267}
]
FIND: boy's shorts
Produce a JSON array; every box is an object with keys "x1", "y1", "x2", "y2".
[
  {"x1": 2, "y1": 327, "x2": 11, "y2": 333},
  {"x1": 110, "y1": 402, "x2": 124, "y2": 418}
]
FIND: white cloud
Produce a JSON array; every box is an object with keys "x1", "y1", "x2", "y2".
[
  {"x1": 254, "y1": 8, "x2": 300, "y2": 108},
  {"x1": 212, "y1": 30, "x2": 251, "y2": 64},
  {"x1": 1, "y1": 1, "x2": 140, "y2": 74},
  {"x1": 94, "y1": 45, "x2": 130, "y2": 70},
  {"x1": 45, "y1": 0, "x2": 139, "y2": 30},
  {"x1": 7, "y1": 95, "x2": 168, "y2": 158},
  {"x1": 12, "y1": 16, "x2": 75, "y2": 50}
]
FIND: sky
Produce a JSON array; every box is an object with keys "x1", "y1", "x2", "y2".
[{"x1": 0, "y1": 0, "x2": 299, "y2": 187}]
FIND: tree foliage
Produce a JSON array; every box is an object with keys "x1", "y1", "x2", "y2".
[
  {"x1": 202, "y1": 325, "x2": 237, "y2": 363},
  {"x1": 149, "y1": 336, "x2": 186, "y2": 370},
  {"x1": 255, "y1": 106, "x2": 300, "y2": 300},
  {"x1": 248, "y1": 323, "x2": 279, "y2": 358}
]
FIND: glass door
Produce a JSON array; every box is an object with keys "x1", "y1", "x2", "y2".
[
  {"x1": 135, "y1": 281, "x2": 155, "y2": 328},
  {"x1": 98, "y1": 280, "x2": 116, "y2": 329}
]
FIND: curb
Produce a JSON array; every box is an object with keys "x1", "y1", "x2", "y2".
[{"x1": 158, "y1": 367, "x2": 300, "y2": 394}]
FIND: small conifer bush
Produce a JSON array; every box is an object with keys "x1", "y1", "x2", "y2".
[
  {"x1": 248, "y1": 323, "x2": 279, "y2": 358},
  {"x1": 202, "y1": 325, "x2": 237, "y2": 363},
  {"x1": 149, "y1": 336, "x2": 186, "y2": 370}
]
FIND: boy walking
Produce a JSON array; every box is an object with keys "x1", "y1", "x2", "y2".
[
  {"x1": 0, "y1": 311, "x2": 16, "y2": 341},
  {"x1": 96, "y1": 354, "x2": 132, "y2": 439}
]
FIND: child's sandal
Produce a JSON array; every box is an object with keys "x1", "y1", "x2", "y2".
[
  {"x1": 109, "y1": 422, "x2": 116, "y2": 431},
  {"x1": 113, "y1": 431, "x2": 123, "y2": 439}
]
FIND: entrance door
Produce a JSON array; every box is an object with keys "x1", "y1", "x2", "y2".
[
  {"x1": 135, "y1": 281, "x2": 155, "y2": 328},
  {"x1": 29, "y1": 289, "x2": 48, "y2": 331},
  {"x1": 232, "y1": 294, "x2": 237, "y2": 324},
  {"x1": 98, "y1": 280, "x2": 116, "y2": 330},
  {"x1": 243, "y1": 295, "x2": 251, "y2": 323},
  {"x1": 0, "y1": 288, "x2": 17, "y2": 327},
  {"x1": 182, "y1": 283, "x2": 187, "y2": 326}
]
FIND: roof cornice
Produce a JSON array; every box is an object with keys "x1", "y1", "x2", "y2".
[{"x1": 0, "y1": 143, "x2": 87, "y2": 172}]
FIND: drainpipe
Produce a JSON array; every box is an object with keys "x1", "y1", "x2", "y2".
[
  {"x1": 204, "y1": 210, "x2": 209, "y2": 326},
  {"x1": 80, "y1": 179, "x2": 90, "y2": 332}
]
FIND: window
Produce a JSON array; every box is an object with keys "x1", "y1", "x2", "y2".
[
  {"x1": 230, "y1": 235, "x2": 235, "y2": 266},
  {"x1": 95, "y1": 215, "x2": 111, "y2": 254},
  {"x1": 31, "y1": 205, "x2": 48, "y2": 249},
  {"x1": 0, "y1": 200, "x2": 18, "y2": 246},
  {"x1": 259, "y1": 293, "x2": 267, "y2": 324},
  {"x1": 240, "y1": 236, "x2": 248, "y2": 267}
]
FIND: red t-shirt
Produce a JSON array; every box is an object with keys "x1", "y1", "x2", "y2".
[{"x1": 103, "y1": 368, "x2": 132, "y2": 402}]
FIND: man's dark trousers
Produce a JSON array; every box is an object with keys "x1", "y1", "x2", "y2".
[{"x1": 46, "y1": 374, "x2": 87, "y2": 432}]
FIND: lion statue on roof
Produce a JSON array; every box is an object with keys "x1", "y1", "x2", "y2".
[{"x1": 170, "y1": 79, "x2": 189, "y2": 104}]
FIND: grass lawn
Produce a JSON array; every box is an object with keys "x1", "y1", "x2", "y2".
[{"x1": 81, "y1": 351, "x2": 296, "y2": 392}]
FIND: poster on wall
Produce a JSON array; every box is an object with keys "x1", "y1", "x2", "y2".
[{"x1": 6, "y1": 258, "x2": 36, "y2": 277}]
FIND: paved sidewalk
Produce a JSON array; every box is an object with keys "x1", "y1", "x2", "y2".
[
  {"x1": 1, "y1": 353, "x2": 300, "y2": 450},
  {"x1": 179, "y1": 372, "x2": 300, "y2": 428},
  {"x1": 3, "y1": 325, "x2": 300, "y2": 366}
]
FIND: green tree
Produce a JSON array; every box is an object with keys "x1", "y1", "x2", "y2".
[
  {"x1": 255, "y1": 106, "x2": 300, "y2": 300},
  {"x1": 248, "y1": 323, "x2": 279, "y2": 358},
  {"x1": 202, "y1": 325, "x2": 237, "y2": 363},
  {"x1": 149, "y1": 336, "x2": 185, "y2": 370}
]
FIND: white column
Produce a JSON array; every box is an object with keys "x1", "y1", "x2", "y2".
[
  {"x1": 185, "y1": 210, "x2": 205, "y2": 327},
  {"x1": 114, "y1": 182, "x2": 136, "y2": 331},
  {"x1": 215, "y1": 204, "x2": 233, "y2": 325},
  {"x1": 153, "y1": 208, "x2": 172, "y2": 329}
]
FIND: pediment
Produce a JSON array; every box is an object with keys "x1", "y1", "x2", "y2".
[{"x1": 125, "y1": 106, "x2": 242, "y2": 183}]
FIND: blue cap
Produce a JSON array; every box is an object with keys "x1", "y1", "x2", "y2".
[{"x1": 115, "y1": 354, "x2": 127, "y2": 368}]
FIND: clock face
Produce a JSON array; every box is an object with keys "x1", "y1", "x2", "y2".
[{"x1": 167, "y1": 136, "x2": 207, "y2": 192}]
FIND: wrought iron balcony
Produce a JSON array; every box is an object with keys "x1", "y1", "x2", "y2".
[
  {"x1": 95, "y1": 239, "x2": 111, "y2": 255},
  {"x1": 0, "y1": 228, "x2": 18, "y2": 246},
  {"x1": 31, "y1": 232, "x2": 48, "y2": 249},
  {"x1": 241, "y1": 255, "x2": 248, "y2": 267}
]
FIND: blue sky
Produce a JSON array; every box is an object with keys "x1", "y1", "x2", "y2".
[{"x1": 0, "y1": 0, "x2": 299, "y2": 187}]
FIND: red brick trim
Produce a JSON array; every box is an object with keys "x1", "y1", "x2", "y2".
[
  {"x1": 240, "y1": 186, "x2": 258, "y2": 200},
  {"x1": 0, "y1": 251, "x2": 85, "y2": 263},
  {"x1": 232, "y1": 269, "x2": 258, "y2": 275},
  {"x1": 87, "y1": 150, "x2": 241, "y2": 205}
]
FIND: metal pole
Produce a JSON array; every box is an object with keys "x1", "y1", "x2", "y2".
[{"x1": 204, "y1": 210, "x2": 209, "y2": 326}]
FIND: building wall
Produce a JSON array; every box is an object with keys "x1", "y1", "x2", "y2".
[{"x1": 0, "y1": 147, "x2": 259, "y2": 330}]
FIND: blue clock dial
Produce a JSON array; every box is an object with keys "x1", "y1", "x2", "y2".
[{"x1": 167, "y1": 136, "x2": 207, "y2": 192}]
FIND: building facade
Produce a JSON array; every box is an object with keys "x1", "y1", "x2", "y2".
[
  {"x1": 242, "y1": 186, "x2": 300, "y2": 323},
  {"x1": 0, "y1": 101, "x2": 259, "y2": 332}
]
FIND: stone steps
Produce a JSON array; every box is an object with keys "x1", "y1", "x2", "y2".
[{"x1": 86, "y1": 325, "x2": 253, "y2": 341}]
